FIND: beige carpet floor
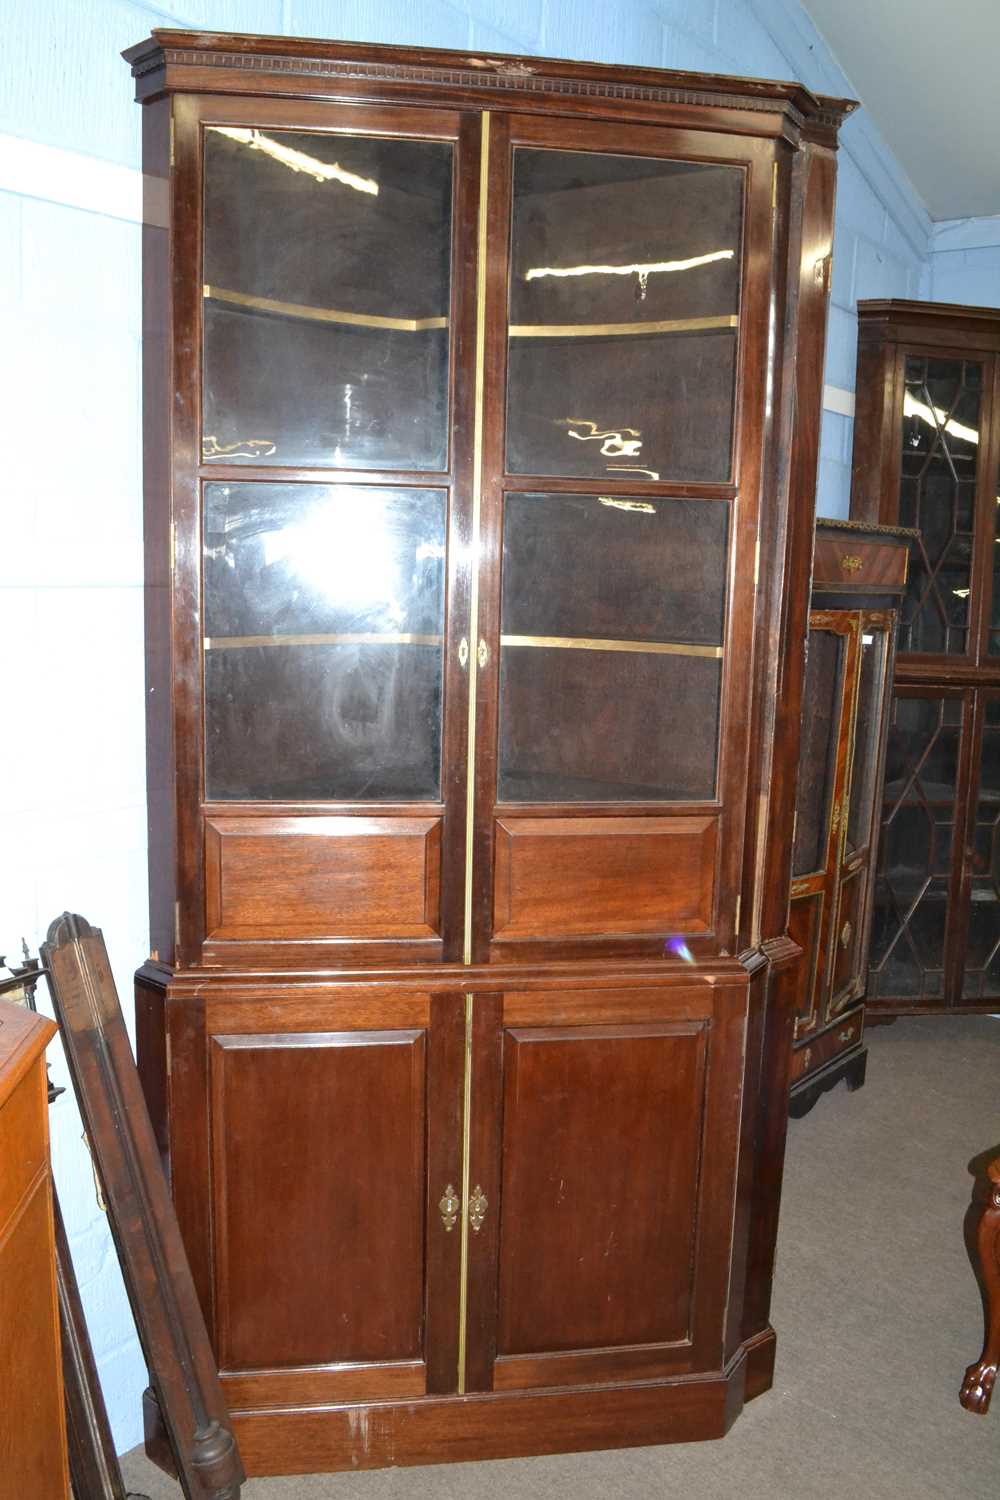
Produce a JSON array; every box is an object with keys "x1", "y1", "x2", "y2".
[{"x1": 122, "y1": 1016, "x2": 1000, "y2": 1499}]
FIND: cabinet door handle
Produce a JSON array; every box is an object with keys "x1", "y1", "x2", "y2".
[
  {"x1": 468, "y1": 1184, "x2": 488, "y2": 1232},
  {"x1": 439, "y1": 1184, "x2": 460, "y2": 1231},
  {"x1": 840, "y1": 920, "x2": 853, "y2": 948}
]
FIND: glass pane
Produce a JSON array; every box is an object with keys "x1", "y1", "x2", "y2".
[
  {"x1": 792, "y1": 629, "x2": 846, "y2": 877},
  {"x1": 963, "y1": 698, "x2": 1000, "y2": 997},
  {"x1": 845, "y1": 625, "x2": 890, "y2": 855},
  {"x1": 203, "y1": 129, "x2": 453, "y2": 471},
  {"x1": 497, "y1": 492, "x2": 727, "y2": 801},
  {"x1": 989, "y1": 457, "x2": 1000, "y2": 656},
  {"x1": 203, "y1": 483, "x2": 446, "y2": 800},
  {"x1": 897, "y1": 356, "x2": 981, "y2": 655},
  {"x1": 506, "y1": 149, "x2": 743, "y2": 484},
  {"x1": 867, "y1": 694, "x2": 961, "y2": 1001}
]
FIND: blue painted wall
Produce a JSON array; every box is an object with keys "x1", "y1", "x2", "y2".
[
  {"x1": 926, "y1": 216, "x2": 1000, "y2": 309},
  {"x1": 0, "y1": 0, "x2": 976, "y2": 1455}
]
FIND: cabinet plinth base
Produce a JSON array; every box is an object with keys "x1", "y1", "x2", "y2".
[
  {"x1": 142, "y1": 1333, "x2": 775, "y2": 1478},
  {"x1": 789, "y1": 1046, "x2": 867, "y2": 1119}
]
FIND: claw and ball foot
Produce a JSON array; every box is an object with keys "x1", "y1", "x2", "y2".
[{"x1": 960, "y1": 1157, "x2": 1000, "y2": 1415}]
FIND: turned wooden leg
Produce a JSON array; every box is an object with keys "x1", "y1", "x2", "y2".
[{"x1": 961, "y1": 1157, "x2": 1000, "y2": 1414}]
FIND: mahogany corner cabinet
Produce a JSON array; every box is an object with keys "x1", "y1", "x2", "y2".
[{"x1": 124, "y1": 29, "x2": 852, "y2": 1478}]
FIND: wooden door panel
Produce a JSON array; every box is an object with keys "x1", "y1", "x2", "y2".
[
  {"x1": 829, "y1": 866, "x2": 867, "y2": 1013},
  {"x1": 477, "y1": 981, "x2": 749, "y2": 1391},
  {"x1": 788, "y1": 888, "x2": 824, "y2": 1038},
  {"x1": 210, "y1": 1028, "x2": 427, "y2": 1373},
  {"x1": 204, "y1": 815, "x2": 442, "y2": 941},
  {"x1": 492, "y1": 815, "x2": 716, "y2": 940},
  {"x1": 497, "y1": 1023, "x2": 708, "y2": 1356}
]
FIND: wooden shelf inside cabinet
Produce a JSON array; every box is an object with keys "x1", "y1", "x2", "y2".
[{"x1": 125, "y1": 24, "x2": 853, "y2": 1480}]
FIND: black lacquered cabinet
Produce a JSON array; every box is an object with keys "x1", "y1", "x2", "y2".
[{"x1": 851, "y1": 301, "x2": 1000, "y2": 1012}]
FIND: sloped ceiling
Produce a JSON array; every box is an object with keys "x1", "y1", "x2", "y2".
[{"x1": 800, "y1": 0, "x2": 1000, "y2": 220}]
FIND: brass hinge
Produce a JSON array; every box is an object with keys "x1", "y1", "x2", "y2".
[
  {"x1": 174, "y1": 900, "x2": 181, "y2": 953},
  {"x1": 771, "y1": 161, "x2": 778, "y2": 213},
  {"x1": 169, "y1": 520, "x2": 176, "y2": 574},
  {"x1": 734, "y1": 893, "x2": 742, "y2": 936},
  {"x1": 169, "y1": 111, "x2": 175, "y2": 170}
]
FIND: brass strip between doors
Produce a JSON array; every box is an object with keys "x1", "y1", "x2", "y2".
[
  {"x1": 508, "y1": 313, "x2": 738, "y2": 338},
  {"x1": 203, "y1": 284, "x2": 448, "y2": 332},
  {"x1": 203, "y1": 632, "x2": 442, "y2": 649},
  {"x1": 456, "y1": 992, "x2": 474, "y2": 1396},
  {"x1": 463, "y1": 113, "x2": 490, "y2": 970},
  {"x1": 456, "y1": 110, "x2": 491, "y2": 1399},
  {"x1": 500, "y1": 634, "x2": 723, "y2": 658}
]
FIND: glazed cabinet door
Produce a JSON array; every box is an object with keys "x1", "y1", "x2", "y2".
[
  {"x1": 894, "y1": 350, "x2": 994, "y2": 662},
  {"x1": 465, "y1": 114, "x2": 782, "y2": 965},
  {"x1": 827, "y1": 613, "x2": 895, "y2": 1015},
  {"x1": 460, "y1": 980, "x2": 751, "y2": 1392},
  {"x1": 172, "y1": 95, "x2": 480, "y2": 968},
  {"x1": 184, "y1": 989, "x2": 466, "y2": 1408},
  {"x1": 788, "y1": 612, "x2": 857, "y2": 1042},
  {"x1": 867, "y1": 686, "x2": 972, "y2": 1006},
  {"x1": 957, "y1": 692, "x2": 1000, "y2": 999}
]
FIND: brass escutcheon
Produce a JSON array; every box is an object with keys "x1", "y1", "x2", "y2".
[
  {"x1": 439, "y1": 1184, "x2": 460, "y2": 1232},
  {"x1": 468, "y1": 1185, "x2": 488, "y2": 1233},
  {"x1": 841, "y1": 920, "x2": 853, "y2": 948},
  {"x1": 841, "y1": 554, "x2": 864, "y2": 573}
]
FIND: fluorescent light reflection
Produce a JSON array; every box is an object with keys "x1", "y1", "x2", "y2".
[
  {"x1": 254, "y1": 498, "x2": 413, "y2": 619},
  {"x1": 599, "y1": 497, "x2": 656, "y2": 514},
  {"x1": 562, "y1": 418, "x2": 642, "y2": 458},
  {"x1": 525, "y1": 250, "x2": 734, "y2": 281},
  {"x1": 209, "y1": 126, "x2": 379, "y2": 195},
  {"x1": 903, "y1": 390, "x2": 978, "y2": 446}
]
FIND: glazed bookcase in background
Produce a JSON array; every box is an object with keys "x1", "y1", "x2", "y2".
[
  {"x1": 851, "y1": 301, "x2": 1000, "y2": 1013},
  {"x1": 125, "y1": 29, "x2": 851, "y2": 1479}
]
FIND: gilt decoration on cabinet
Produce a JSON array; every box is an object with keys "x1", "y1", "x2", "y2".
[{"x1": 788, "y1": 519, "x2": 910, "y2": 1117}]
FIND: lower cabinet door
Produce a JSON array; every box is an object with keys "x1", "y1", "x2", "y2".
[
  {"x1": 464, "y1": 980, "x2": 750, "y2": 1392},
  {"x1": 199, "y1": 989, "x2": 465, "y2": 1408}
]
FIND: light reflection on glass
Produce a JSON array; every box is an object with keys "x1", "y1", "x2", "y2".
[
  {"x1": 206, "y1": 126, "x2": 380, "y2": 194},
  {"x1": 525, "y1": 249, "x2": 734, "y2": 281},
  {"x1": 903, "y1": 390, "x2": 979, "y2": 446}
]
